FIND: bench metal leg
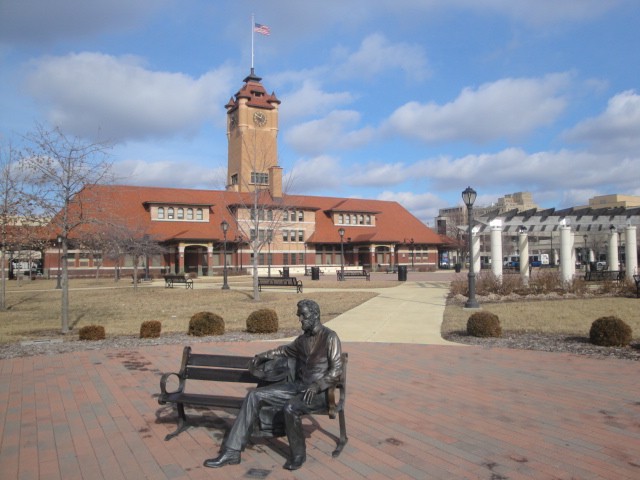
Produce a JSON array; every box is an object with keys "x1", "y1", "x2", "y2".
[
  {"x1": 332, "y1": 409, "x2": 348, "y2": 457},
  {"x1": 165, "y1": 403, "x2": 190, "y2": 441}
]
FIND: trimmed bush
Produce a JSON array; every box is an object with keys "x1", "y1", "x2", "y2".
[
  {"x1": 79, "y1": 325, "x2": 106, "y2": 341},
  {"x1": 188, "y1": 311, "x2": 225, "y2": 337},
  {"x1": 467, "y1": 311, "x2": 502, "y2": 338},
  {"x1": 246, "y1": 308, "x2": 279, "y2": 334},
  {"x1": 140, "y1": 320, "x2": 161, "y2": 338},
  {"x1": 589, "y1": 316, "x2": 632, "y2": 347}
]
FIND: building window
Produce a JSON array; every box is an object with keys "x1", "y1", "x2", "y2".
[
  {"x1": 338, "y1": 214, "x2": 343, "y2": 224},
  {"x1": 231, "y1": 174, "x2": 238, "y2": 185},
  {"x1": 158, "y1": 207, "x2": 165, "y2": 219},
  {"x1": 298, "y1": 230, "x2": 304, "y2": 242},
  {"x1": 187, "y1": 208, "x2": 193, "y2": 220},
  {"x1": 359, "y1": 215, "x2": 364, "y2": 225},
  {"x1": 283, "y1": 253, "x2": 289, "y2": 265},
  {"x1": 298, "y1": 211, "x2": 304, "y2": 222},
  {"x1": 259, "y1": 253, "x2": 265, "y2": 265},
  {"x1": 196, "y1": 208, "x2": 203, "y2": 220},
  {"x1": 345, "y1": 215, "x2": 350, "y2": 225},
  {"x1": 167, "y1": 208, "x2": 174, "y2": 219},
  {"x1": 366, "y1": 215, "x2": 372, "y2": 225},
  {"x1": 177, "y1": 208, "x2": 184, "y2": 220},
  {"x1": 282, "y1": 230, "x2": 288, "y2": 242},
  {"x1": 284, "y1": 210, "x2": 289, "y2": 221},
  {"x1": 251, "y1": 171, "x2": 269, "y2": 184}
]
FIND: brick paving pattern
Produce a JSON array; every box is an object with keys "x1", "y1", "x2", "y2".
[{"x1": 1, "y1": 341, "x2": 639, "y2": 479}]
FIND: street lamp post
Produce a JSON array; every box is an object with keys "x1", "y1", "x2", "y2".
[
  {"x1": 583, "y1": 234, "x2": 588, "y2": 271},
  {"x1": 338, "y1": 228, "x2": 345, "y2": 281},
  {"x1": 56, "y1": 235, "x2": 63, "y2": 289},
  {"x1": 462, "y1": 186, "x2": 479, "y2": 308},
  {"x1": 220, "y1": 220, "x2": 230, "y2": 290},
  {"x1": 409, "y1": 239, "x2": 415, "y2": 270},
  {"x1": 267, "y1": 229, "x2": 273, "y2": 277}
]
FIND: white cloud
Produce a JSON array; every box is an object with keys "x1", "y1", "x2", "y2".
[
  {"x1": 285, "y1": 110, "x2": 374, "y2": 155},
  {"x1": 113, "y1": 158, "x2": 225, "y2": 189},
  {"x1": 24, "y1": 52, "x2": 235, "y2": 141},
  {"x1": 350, "y1": 162, "x2": 410, "y2": 187},
  {"x1": 280, "y1": 80, "x2": 355, "y2": 120},
  {"x1": 564, "y1": 90, "x2": 640, "y2": 154},
  {"x1": 384, "y1": 74, "x2": 570, "y2": 143},
  {"x1": 331, "y1": 34, "x2": 430, "y2": 82},
  {"x1": 286, "y1": 155, "x2": 344, "y2": 193}
]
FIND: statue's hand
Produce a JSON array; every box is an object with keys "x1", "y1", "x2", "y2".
[
  {"x1": 303, "y1": 383, "x2": 320, "y2": 405},
  {"x1": 250, "y1": 353, "x2": 268, "y2": 368}
]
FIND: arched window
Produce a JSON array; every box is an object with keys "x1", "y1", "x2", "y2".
[
  {"x1": 338, "y1": 214, "x2": 344, "y2": 224},
  {"x1": 177, "y1": 208, "x2": 184, "y2": 219},
  {"x1": 158, "y1": 207, "x2": 165, "y2": 219},
  {"x1": 196, "y1": 208, "x2": 203, "y2": 220},
  {"x1": 187, "y1": 208, "x2": 193, "y2": 220},
  {"x1": 167, "y1": 208, "x2": 174, "y2": 219}
]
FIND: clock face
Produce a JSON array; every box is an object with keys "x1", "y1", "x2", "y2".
[{"x1": 253, "y1": 111, "x2": 267, "y2": 127}]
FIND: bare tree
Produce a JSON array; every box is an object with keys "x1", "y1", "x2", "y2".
[
  {"x1": 225, "y1": 133, "x2": 297, "y2": 301},
  {"x1": 21, "y1": 125, "x2": 114, "y2": 333}
]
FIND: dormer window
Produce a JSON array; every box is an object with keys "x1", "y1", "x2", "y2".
[
  {"x1": 167, "y1": 208, "x2": 174, "y2": 219},
  {"x1": 177, "y1": 208, "x2": 184, "y2": 220},
  {"x1": 158, "y1": 207, "x2": 165, "y2": 219},
  {"x1": 187, "y1": 208, "x2": 193, "y2": 220},
  {"x1": 196, "y1": 208, "x2": 203, "y2": 220}
]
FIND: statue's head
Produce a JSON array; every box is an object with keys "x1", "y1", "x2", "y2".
[{"x1": 296, "y1": 299, "x2": 320, "y2": 332}]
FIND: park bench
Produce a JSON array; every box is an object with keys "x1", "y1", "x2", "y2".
[
  {"x1": 584, "y1": 270, "x2": 622, "y2": 282},
  {"x1": 157, "y1": 346, "x2": 348, "y2": 457},
  {"x1": 164, "y1": 274, "x2": 193, "y2": 289},
  {"x1": 258, "y1": 276, "x2": 303, "y2": 293},
  {"x1": 337, "y1": 269, "x2": 370, "y2": 281},
  {"x1": 634, "y1": 274, "x2": 640, "y2": 298}
]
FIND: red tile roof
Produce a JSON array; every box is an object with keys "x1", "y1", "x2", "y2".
[{"x1": 59, "y1": 184, "x2": 444, "y2": 247}]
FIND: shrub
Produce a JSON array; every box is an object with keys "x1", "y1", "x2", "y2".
[
  {"x1": 140, "y1": 320, "x2": 161, "y2": 338},
  {"x1": 589, "y1": 316, "x2": 632, "y2": 347},
  {"x1": 78, "y1": 325, "x2": 106, "y2": 341},
  {"x1": 467, "y1": 311, "x2": 502, "y2": 338},
  {"x1": 246, "y1": 309, "x2": 279, "y2": 333},
  {"x1": 188, "y1": 311, "x2": 225, "y2": 337}
]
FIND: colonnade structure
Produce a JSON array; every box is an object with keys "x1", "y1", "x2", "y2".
[{"x1": 464, "y1": 206, "x2": 639, "y2": 283}]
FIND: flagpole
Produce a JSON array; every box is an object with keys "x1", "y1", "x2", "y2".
[{"x1": 251, "y1": 14, "x2": 255, "y2": 72}]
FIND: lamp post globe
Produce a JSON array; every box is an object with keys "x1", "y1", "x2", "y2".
[
  {"x1": 462, "y1": 186, "x2": 479, "y2": 309},
  {"x1": 220, "y1": 220, "x2": 230, "y2": 290}
]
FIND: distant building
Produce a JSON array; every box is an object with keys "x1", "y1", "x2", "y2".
[{"x1": 587, "y1": 194, "x2": 640, "y2": 209}]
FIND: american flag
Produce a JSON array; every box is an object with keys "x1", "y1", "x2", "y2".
[{"x1": 254, "y1": 23, "x2": 271, "y2": 36}]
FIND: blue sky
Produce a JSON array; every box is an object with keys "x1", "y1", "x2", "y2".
[{"x1": 1, "y1": 0, "x2": 639, "y2": 226}]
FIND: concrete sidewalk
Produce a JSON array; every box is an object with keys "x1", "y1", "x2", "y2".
[{"x1": 322, "y1": 280, "x2": 459, "y2": 344}]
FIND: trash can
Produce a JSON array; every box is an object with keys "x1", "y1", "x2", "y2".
[
  {"x1": 454, "y1": 263, "x2": 461, "y2": 273},
  {"x1": 311, "y1": 266, "x2": 320, "y2": 280},
  {"x1": 282, "y1": 267, "x2": 289, "y2": 278},
  {"x1": 397, "y1": 265, "x2": 408, "y2": 281}
]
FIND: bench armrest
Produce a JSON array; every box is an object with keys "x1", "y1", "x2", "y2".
[
  {"x1": 159, "y1": 372, "x2": 185, "y2": 403},
  {"x1": 326, "y1": 381, "x2": 346, "y2": 419}
]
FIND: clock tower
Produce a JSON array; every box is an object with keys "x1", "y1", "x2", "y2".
[{"x1": 225, "y1": 69, "x2": 282, "y2": 197}]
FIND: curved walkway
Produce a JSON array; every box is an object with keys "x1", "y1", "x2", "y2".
[{"x1": 1, "y1": 277, "x2": 639, "y2": 479}]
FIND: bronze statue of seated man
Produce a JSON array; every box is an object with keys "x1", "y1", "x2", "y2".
[{"x1": 204, "y1": 298, "x2": 343, "y2": 471}]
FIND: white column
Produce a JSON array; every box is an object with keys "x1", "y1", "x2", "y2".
[
  {"x1": 472, "y1": 227, "x2": 481, "y2": 274},
  {"x1": 625, "y1": 225, "x2": 637, "y2": 280},
  {"x1": 519, "y1": 231, "x2": 529, "y2": 285},
  {"x1": 608, "y1": 230, "x2": 619, "y2": 271},
  {"x1": 490, "y1": 222, "x2": 503, "y2": 278},
  {"x1": 560, "y1": 225, "x2": 573, "y2": 283}
]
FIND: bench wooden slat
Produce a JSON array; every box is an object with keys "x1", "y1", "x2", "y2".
[
  {"x1": 161, "y1": 392, "x2": 245, "y2": 409},
  {"x1": 185, "y1": 367, "x2": 257, "y2": 383},
  {"x1": 188, "y1": 354, "x2": 252, "y2": 369}
]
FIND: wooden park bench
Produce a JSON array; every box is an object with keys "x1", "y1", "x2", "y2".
[
  {"x1": 157, "y1": 346, "x2": 348, "y2": 457},
  {"x1": 337, "y1": 269, "x2": 370, "y2": 281},
  {"x1": 258, "y1": 276, "x2": 303, "y2": 293},
  {"x1": 164, "y1": 274, "x2": 193, "y2": 289}
]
